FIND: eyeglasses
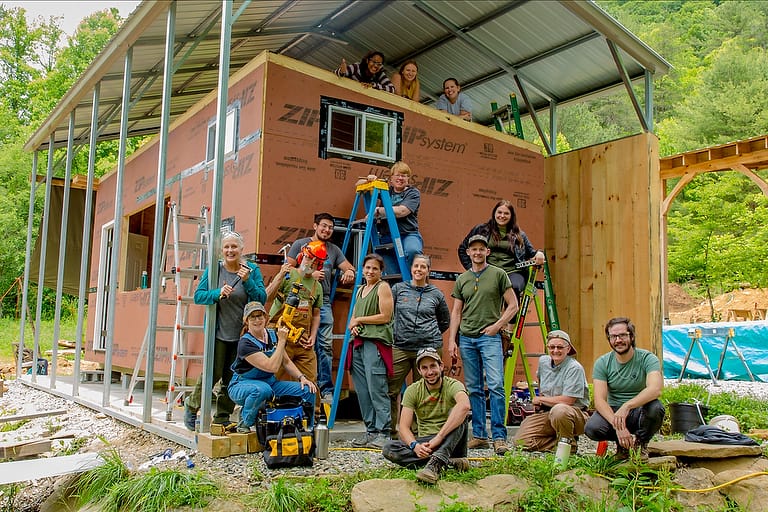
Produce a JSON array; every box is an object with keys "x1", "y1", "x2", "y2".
[
  {"x1": 369, "y1": 60, "x2": 384, "y2": 68},
  {"x1": 317, "y1": 222, "x2": 334, "y2": 230},
  {"x1": 547, "y1": 345, "x2": 567, "y2": 351},
  {"x1": 608, "y1": 332, "x2": 631, "y2": 341}
]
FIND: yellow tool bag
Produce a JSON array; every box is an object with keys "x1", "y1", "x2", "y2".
[{"x1": 263, "y1": 417, "x2": 314, "y2": 468}]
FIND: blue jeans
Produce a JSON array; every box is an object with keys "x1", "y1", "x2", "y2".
[
  {"x1": 228, "y1": 373, "x2": 314, "y2": 428},
  {"x1": 459, "y1": 333, "x2": 507, "y2": 441},
  {"x1": 378, "y1": 232, "x2": 423, "y2": 276},
  {"x1": 314, "y1": 303, "x2": 334, "y2": 395}
]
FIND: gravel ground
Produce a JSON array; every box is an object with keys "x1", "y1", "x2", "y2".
[{"x1": 2, "y1": 378, "x2": 768, "y2": 511}]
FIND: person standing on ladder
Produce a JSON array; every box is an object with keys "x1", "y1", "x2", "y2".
[
  {"x1": 357, "y1": 161, "x2": 423, "y2": 275},
  {"x1": 185, "y1": 231, "x2": 266, "y2": 431},
  {"x1": 447, "y1": 235, "x2": 518, "y2": 455},
  {"x1": 286, "y1": 213, "x2": 356, "y2": 402},
  {"x1": 266, "y1": 240, "x2": 325, "y2": 386},
  {"x1": 458, "y1": 200, "x2": 545, "y2": 300}
]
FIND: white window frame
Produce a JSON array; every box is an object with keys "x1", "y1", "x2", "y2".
[
  {"x1": 326, "y1": 105, "x2": 397, "y2": 163},
  {"x1": 206, "y1": 105, "x2": 240, "y2": 162}
]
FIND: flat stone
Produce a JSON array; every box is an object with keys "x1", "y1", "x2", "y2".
[
  {"x1": 690, "y1": 456, "x2": 768, "y2": 475},
  {"x1": 671, "y1": 467, "x2": 727, "y2": 511},
  {"x1": 649, "y1": 440, "x2": 763, "y2": 458},
  {"x1": 714, "y1": 469, "x2": 768, "y2": 512},
  {"x1": 351, "y1": 474, "x2": 528, "y2": 512}
]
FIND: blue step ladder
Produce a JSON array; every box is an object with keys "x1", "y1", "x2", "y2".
[{"x1": 327, "y1": 179, "x2": 410, "y2": 428}]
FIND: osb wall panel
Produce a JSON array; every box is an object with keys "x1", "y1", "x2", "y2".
[
  {"x1": 544, "y1": 133, "x2": 662, "y2": 379},
  {"x1": 87, "y1": 67, "x2": 266, "y2": 373}
]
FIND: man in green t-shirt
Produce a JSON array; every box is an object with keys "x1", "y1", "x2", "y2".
[
  {"x1": 584, "y1": 317, "x2": 665, "y2": 460},
  {"x1": 382, "y1": 348, "x2": 471, "y2": 484}
]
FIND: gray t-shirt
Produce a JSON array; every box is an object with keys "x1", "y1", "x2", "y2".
[
  {"x1": 536, "y1": 355, "x2": 590, "y2": 410},
  {"x1": 435, "y1": 92, "x2": 472, "y2": 117},
  {"x1": 215, "y1": 266, "x2": 248, "y2": 342},
  {"x1": 287, "y1": 237, "x2": 347, "y2": 301}
]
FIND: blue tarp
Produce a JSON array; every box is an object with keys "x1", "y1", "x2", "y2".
[{"x1": 663, "y1": 321, "x2": 768, "y2": 382}]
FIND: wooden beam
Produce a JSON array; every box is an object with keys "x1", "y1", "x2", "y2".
[
  {"x1": 660, "y1": 147, "x2": 768, "y2": 179},
  {"x1": 0, "y1": 439, "x2": 52, "y2": 459},
  {"x1": 0, "y1": 452, "x2": 103, "y2": 485},
  {"x1": 0, "y1": 408, "x2": 67, "y2": 423}
]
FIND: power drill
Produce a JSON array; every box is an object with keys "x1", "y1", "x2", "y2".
[{"x1": 277, "y1": 281, "x2": 305, "y2": 343}]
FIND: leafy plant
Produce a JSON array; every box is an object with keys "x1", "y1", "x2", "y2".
[
  {"x1": 662, "y1": 382, "x2": 768, "y2": 432},
  {"x1": 0, "y1": 419, "x2": 28, "y2": 432},
  {"x1": 0, "y1": 483, "x2": 19, "y2": 512}
]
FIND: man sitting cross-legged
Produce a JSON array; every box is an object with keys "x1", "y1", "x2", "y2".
[{"x1": 381, "y1": 348, "x2": 471, "y2": 484}]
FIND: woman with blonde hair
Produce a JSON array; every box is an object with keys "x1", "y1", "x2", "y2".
[{"x1": 392, "y1": 60, "x2": 420, "y2": 100}]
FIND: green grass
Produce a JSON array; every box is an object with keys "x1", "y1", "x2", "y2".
[
  {"x1": 661, "y1": 382, "x2": 768, "y2": 432},
  {"x1": 74, "y1": 445, "x2": 218, "y2": 512},
  {"x1": 0, "y1": 317, "x2": 78, "y2": 368}
]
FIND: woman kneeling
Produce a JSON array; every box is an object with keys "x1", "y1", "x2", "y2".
[{"x1": 228, "y1": 302, "x2": 317, "y2": 433}]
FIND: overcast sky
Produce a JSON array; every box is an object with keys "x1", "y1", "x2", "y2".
[{"x1": 2, "y1": 1, "x2": 140, "y2": 36}]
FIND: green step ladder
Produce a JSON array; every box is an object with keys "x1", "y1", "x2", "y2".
[
  {"x1": 503, "y1": 256, "x2": 560, "y2": 411},
  {"x1": 491, "y1": 93, "x2": 524, "y2": 139}
]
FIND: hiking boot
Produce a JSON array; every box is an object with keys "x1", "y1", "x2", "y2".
[
  {"x1": 213, "y1": 420, "x2": 238, "y2": 434},
  {"x1": 416, "y1": 456, "x2": 446, "y2": 484},
  {"x1": 183, "y1": 404, "x2": 198, "y2": 431},
  {"x1": 493, "y1": 439, "x2": 509, "y2": 455},
  {"x1": 352, "y1": 432, "x2": 375, "y2": 447},
  {"x1": 236, "y1": 422, "x2": 251, "y2": 434},
  {"x1": 570, "y1": 436, "x2": 579, "y2": 456},
  {"x1": 449, "y1": 457, "x2": 470, "y2": 472},
  {"x1": 467, "y1": 437, "x2": 490, "y2": 449},
  {"x1": 634, "y1": 443, "x2": 650, "y2": 461},
  {"x1": 614, "y1": 444, "x2": 630, "y2": 460},
  {"x1": 367, "y1": 433, "x2": 389, "y2": 449}
]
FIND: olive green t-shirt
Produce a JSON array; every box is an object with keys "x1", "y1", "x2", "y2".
[
  {"x1": 401, "y1": 376, "x2": 467, "y2": 437},
  {"x1": 451, "y1": 265, "x2": 511, "y2": 337}
]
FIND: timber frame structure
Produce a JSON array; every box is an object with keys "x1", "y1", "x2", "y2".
[
  {"x1": 18, "y1": 1, "x2": 671, "y2": 448},
  {"x1": 660, "y1": 134, "x2": 768, "y2": 321}
]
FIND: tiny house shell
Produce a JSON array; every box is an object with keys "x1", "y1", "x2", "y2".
[{"x1": 86, "y1": 52, "x2": 547, "y2": 384}]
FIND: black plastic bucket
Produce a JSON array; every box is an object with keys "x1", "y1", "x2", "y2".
[{"x1": 669, "y1": 402, "x2": 709, "y2": 433}]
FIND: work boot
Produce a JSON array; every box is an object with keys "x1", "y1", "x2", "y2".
[
  {"x1": 213, "y1": 420, "x2": 238, "y2": 434},
  {"x1": 493, "y1": 439, "x2": 509, "y2": 455},
  {"x1": 615, "y1": 444, "x2": 630, "y2": 461},
  {"x1": 467, "y1": 437, "x2": 490, "y2": 449},
  {"x1": 634, "y1": 443, "x2": 650, "y2": 461},
  {"x1": 416, "y1": 456, "x2": 446, "y2": 484},
  {"x1": 236, "y1": 422, "x2": 251, "y2": 434},
  {"x1": 449, "y1": 457, "x2": 470, "y2": 472},
  {"x1": 367, "y1": 433, "x2": 389, "y2": 450},
  {"x1": 570, "y1": 436, "x2": 579, "y2": 456},
  {"x1": 352, "y1": 432, "x2": 375, "y2": 447}
]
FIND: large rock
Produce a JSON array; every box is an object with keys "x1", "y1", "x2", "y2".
[
  {"x1": 713, "y1": 470, "x2": 768, "y2": 512},
  {"x1": 350, "y1": 474, "x2": 528, "y2": 512},
  {"x1": 690, "y1": 456, "x2": 768, "y2": 475},
  {"x1": 557, "y1": 470, "x2": 619, "y2": 508},
  {"x1": 671, "y1": 467, "x2": 727, "y2": 511},
  {"x1": 649, "y1": 440, "x2": 763, "y2": 458}
]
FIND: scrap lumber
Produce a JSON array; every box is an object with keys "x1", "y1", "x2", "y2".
[
  {"x1": 0, "y1": 408, "x2": 67, "y2": 423},
  {"x1": 0, "y1": 452, "x2": 102, "y2": 484},
  {"x1": 0, "y1": 439, "x2": 52, "y2": 459}
]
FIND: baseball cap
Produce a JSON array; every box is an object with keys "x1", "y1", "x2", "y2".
[
  {"x1": 546, "y1": 329, "x2": 577, "y2": 355},
  {"x1": 243, "y1": 301, "x2": 267, "y2": 321},
  {"x1": 467, "y1": 234, "x2": 489, "y2": 247},
  {"x1": 416, "y1": 347, "x2": 442, "y2": 366}
]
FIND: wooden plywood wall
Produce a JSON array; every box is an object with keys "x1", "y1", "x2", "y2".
[{"x1": 544, "y1": 133, "x2": 662, "y2": 378}]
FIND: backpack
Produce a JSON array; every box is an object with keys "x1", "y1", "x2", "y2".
[{"x1": 255, "y1": 396, "x2": 312, "y2": 447}]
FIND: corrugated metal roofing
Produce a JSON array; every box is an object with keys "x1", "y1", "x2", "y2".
[{"x1": 25, "y1": 0, "x2": 670, "y2": 152}]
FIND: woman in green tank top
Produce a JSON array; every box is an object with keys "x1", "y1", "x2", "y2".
[{"x1": 349, "y1": 253, "x2": 394, "y2": 449}]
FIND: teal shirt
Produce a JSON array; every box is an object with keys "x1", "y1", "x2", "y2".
[{"x1": 593, "y1": 348, "x2": 660, "y2": 407}]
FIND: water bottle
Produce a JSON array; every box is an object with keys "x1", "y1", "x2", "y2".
[
  {"x1": 141, "y1": 271, "x2": 148, "y2": 289},
  {"x1": 554, "y1": 437, "x2": 571, "y2": 469},
  {"x1": 314, "y1": 417, "x2": 329, "y2": 460}
]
